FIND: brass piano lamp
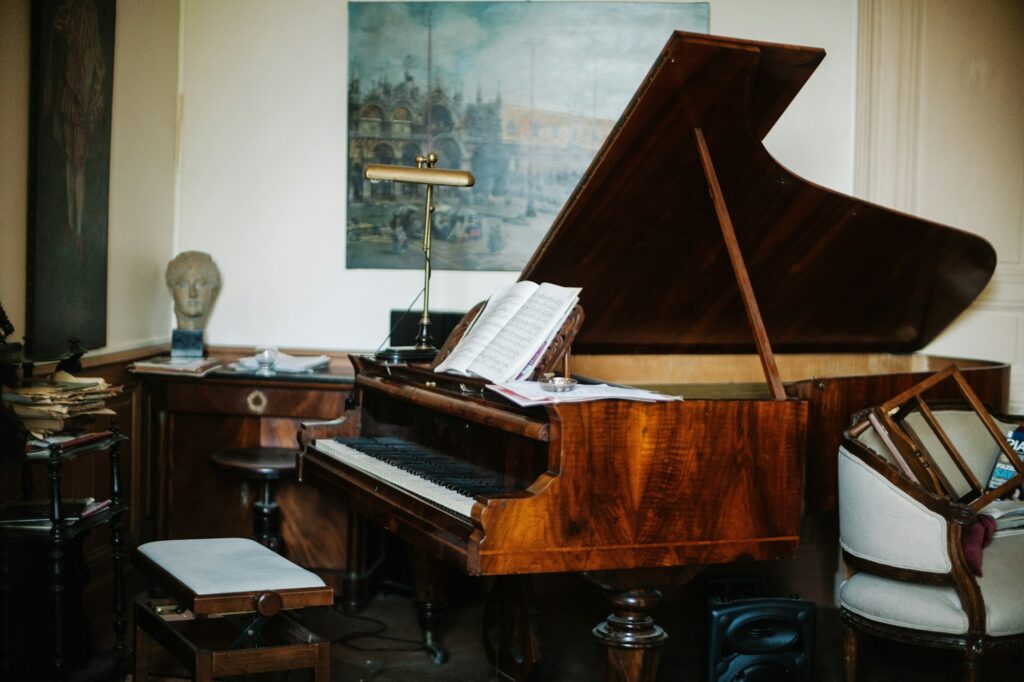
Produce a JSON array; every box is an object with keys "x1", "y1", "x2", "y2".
[{"x1": 365, "y1": 153, "x2": 475, "y2": 363}]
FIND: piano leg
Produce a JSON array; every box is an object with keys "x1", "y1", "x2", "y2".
[
  {"x1": 587, "y1": 568, "x2": 701, "y2": 682},
  {"x1": 593, "y1": 587, "x2": 666, "y2": 682},
  {"x1": 408, "y1": 547, "x2": 449, "y2": 665},
  {"x1": 482, "y1": 575, "x2": 542, "y2": 682}
]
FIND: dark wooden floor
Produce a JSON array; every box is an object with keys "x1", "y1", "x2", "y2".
[
  {"x1": 279, "y1": 572, "x2": 1020, "y2": 682},
  {"x1": 127, "y1": 533, "x2": 1023, "y2": 682}
]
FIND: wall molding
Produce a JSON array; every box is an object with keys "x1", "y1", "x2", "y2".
[
  {"x1": 857, "y1": 0, "x2": 1024, "y2": 410},
  {"x1": 855, "y1": 0, "x2": 924, "y2": 212}
]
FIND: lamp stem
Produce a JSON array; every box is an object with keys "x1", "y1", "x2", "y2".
[
  {"x1": 417, "y1": 181, "x2": 435, "y2": 350},
  {"x1": 414, "y1": 153, "x2": 437, "y2": 351}
]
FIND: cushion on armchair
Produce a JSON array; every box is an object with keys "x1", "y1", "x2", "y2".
[{"x1": 840, "y1": 529, "x2": 1024, "y2": 637}]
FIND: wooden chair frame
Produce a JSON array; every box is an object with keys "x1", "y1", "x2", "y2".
[
  {"x1": 841, "y1": 368, "x2": 1024, "y2": 681},
  {"x1": 871, "y1": 366, "x2": 1024, "y2": 510}
]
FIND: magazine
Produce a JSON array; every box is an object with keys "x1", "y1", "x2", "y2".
[{"x1": 987, "y1": 428, "x2": 1024, "y2": 490}]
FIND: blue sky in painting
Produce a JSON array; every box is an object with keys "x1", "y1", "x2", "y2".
[{"x1": 349, "y1": 2, "x2": 709, "y2": 121}]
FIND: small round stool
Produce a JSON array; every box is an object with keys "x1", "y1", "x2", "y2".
[{"x1": 209, "y1": 447, "x2": 296, "y2": 553}]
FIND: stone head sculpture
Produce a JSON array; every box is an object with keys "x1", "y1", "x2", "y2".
[{"x1": 165, "y1": 251, "x2": 221, "y2": 330}]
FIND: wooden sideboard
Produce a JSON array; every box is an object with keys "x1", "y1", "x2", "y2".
[{"x1": 140, "y1": 366, "x2": 357, "y2": 592}]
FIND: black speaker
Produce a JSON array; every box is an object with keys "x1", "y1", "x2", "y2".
[{"x1": 707, "y1": 597, "x2": 815, "y2": 682}]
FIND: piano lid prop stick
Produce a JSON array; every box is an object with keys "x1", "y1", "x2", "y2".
[{"x1": 694, "y1": 128, "x2": 786, "y2": 401}]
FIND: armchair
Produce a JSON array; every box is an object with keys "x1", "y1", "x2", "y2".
[{"x1": 838, "y1": 368, "x2": 1024, "y2": 681}]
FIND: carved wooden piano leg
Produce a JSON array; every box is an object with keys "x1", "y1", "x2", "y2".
[
  {"x1": 408, "y1": 546, "x2": 449, "y2": 665},
  {"x1": 482, "y1": 575, "x2": 543, "y2": 682},
  {"x1": 593, "y1": 588, "x2": 667, "y2": 682}
]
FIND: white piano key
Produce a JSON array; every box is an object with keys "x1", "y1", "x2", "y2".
[{"x1": 313, "y1": 439, "x2": 477, "y2": 518}]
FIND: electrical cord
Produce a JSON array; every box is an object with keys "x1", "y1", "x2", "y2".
[
  {"x1": 332, "y1": 610, "x2": 425, "y2": 652},
  {"x1": 375, "y1": 288, "x2": 425, "y2": 354}
]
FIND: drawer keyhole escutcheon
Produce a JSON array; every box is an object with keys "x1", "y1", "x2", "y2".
[{"x1": 246, "y1": 390, "x2": 268, "y2": 414}]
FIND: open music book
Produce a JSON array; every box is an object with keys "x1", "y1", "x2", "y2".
[{"x1": 435, "y1": 281, "x2": 581, "y2": 383}]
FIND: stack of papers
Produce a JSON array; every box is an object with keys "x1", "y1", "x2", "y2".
[
  {"x1": 236, "y1": 351, "x2": 330, "y2": 373},
  {"x1": 486, "y1": 381, "x2": 681, "y2": 407},
  {"x1": 984, "y1": 499, "x2": 1024, "y2": 531},
  {"x1": 2, "y1": 371, "x2": 121, "y2": 437}
]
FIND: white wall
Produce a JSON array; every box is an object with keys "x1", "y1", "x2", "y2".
[
  {"x1": 856, "y1": 0, "x2": 1024, "y2": 407},
  {"x1": 107, "y1": 0, "x2": 181, "y2": 351},
  {"x1": 176, "y1": 0, "x2": 859, "y2": 352}
]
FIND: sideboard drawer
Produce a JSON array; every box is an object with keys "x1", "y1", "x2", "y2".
[{"x1": 165, "y1": 382, "x2": 348, "y2": 419}]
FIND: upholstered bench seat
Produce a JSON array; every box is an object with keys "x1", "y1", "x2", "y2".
[
  {"x1": 133, "y1": 538, "x2": 334, "y2": 682},
  {"x1": 841, "y1": 529, "x2": 1024, "y2": 637},
  {"x1": 138, "y1": 538, "x2": 325, "y2": 601}
]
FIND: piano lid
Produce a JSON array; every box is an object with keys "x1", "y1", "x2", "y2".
[{"x1": 520, "y1": 32, "x2": 996, "y2": 355}]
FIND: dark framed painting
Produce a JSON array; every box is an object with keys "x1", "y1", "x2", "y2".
[
  {"x1": 25, "y1": 0, "x2": 116, "y2": 359},
  {"x1": 346, "y1": 1, "x2": 709, "y2": 271}
]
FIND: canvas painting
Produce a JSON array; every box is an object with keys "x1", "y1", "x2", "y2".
[
  {"x1": 26, "y1": 0, "x2": 115, "y2": 359},
  {"x1": 346, "y1": 2, "x2": 709, "y2": 271}
]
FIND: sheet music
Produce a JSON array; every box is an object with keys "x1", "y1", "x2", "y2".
[
  {"x1": 434, "y1": 282, "x2": 538, "y2": 375},
  {"x1": 467, "y1": 284, "x2": 578, "y2": 383},
  {"x1": 435, "y1": 281, "x2": 579, "y2": 383},
  {"x1": 487, "y1": 381, "x2": 682, "y2": 407}
]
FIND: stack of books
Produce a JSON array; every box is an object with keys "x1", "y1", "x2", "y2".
[
  {"x1": 128, "y1": 355, "x2": 221, "y2": 377},
  {"x1": 1, "y1": 370, "x2": 121, "y2": 437}
]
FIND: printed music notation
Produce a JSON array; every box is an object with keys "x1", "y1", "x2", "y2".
[{"x1": 434, "y1": 281, "x2": 580, "y2": 384}]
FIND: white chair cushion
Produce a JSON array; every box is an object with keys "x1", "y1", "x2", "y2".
[
  {"x1": 839, "y1": 447, "x2": 951, "y2": 573},
  {"x1": 138, "y1": 538, "x2": 326, "y2": 596},
  {"x1": 840, "y1": 531, "x2": 1024, "y2": 636},
  {"x1": 840, "y1": 573, "x2": 968, "y2": 634}
]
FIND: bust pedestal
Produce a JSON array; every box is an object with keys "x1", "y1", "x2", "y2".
[{"x1": 171, "y1": 329, "x2": 203, "y2": 358}]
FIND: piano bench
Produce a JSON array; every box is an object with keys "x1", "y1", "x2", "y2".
[{"x1": 132, "y1": 538, "x2": 334, "y2": 682}]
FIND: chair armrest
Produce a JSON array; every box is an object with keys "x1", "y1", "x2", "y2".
[{"x1": 839, "y1": 446, "x2": 954, "y2": 574}]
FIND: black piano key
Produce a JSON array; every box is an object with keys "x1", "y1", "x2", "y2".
[{"x1": 333, "y1": 436, "x2": 512, "y2": 497}]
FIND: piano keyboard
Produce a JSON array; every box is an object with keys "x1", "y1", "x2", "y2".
[{"x1": 312, "y1": 437, "x2": 510, "y2": 518}]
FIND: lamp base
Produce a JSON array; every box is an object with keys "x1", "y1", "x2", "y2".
[{"x1": 375, "y1": 346, "x2": 438, "y2": 364}]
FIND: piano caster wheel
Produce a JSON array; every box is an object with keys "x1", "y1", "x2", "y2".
[{"x1": 424, "y1": 631, "x2": 448, "y2": 665}]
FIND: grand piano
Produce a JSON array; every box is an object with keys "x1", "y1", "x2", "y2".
[{"x1": 299, "y1": 32, "x2": 1009, "y2": 681}]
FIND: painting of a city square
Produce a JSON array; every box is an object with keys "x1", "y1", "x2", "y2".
[{"x1": 346, "y1": 2, "x2": 709, "y2": 270}]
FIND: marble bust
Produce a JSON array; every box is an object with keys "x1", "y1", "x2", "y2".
[{"x1": 165, "y1": 251, "x2": 221, "y2": 331}]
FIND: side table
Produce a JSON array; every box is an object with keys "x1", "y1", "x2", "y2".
[{"x1": 0, "y1": 426, "x2": 129, "y2": 680}]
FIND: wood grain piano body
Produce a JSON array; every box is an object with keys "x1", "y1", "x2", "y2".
[
  {"x1": 472, "y1": 397, "x2": 806, "y2": 574},
  {"x1": 573, "y1": 352, "x2": 1009, "y2": 512},
  {"x1": 300, "y1": 364, "x2": 808, "y2": 577}
]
